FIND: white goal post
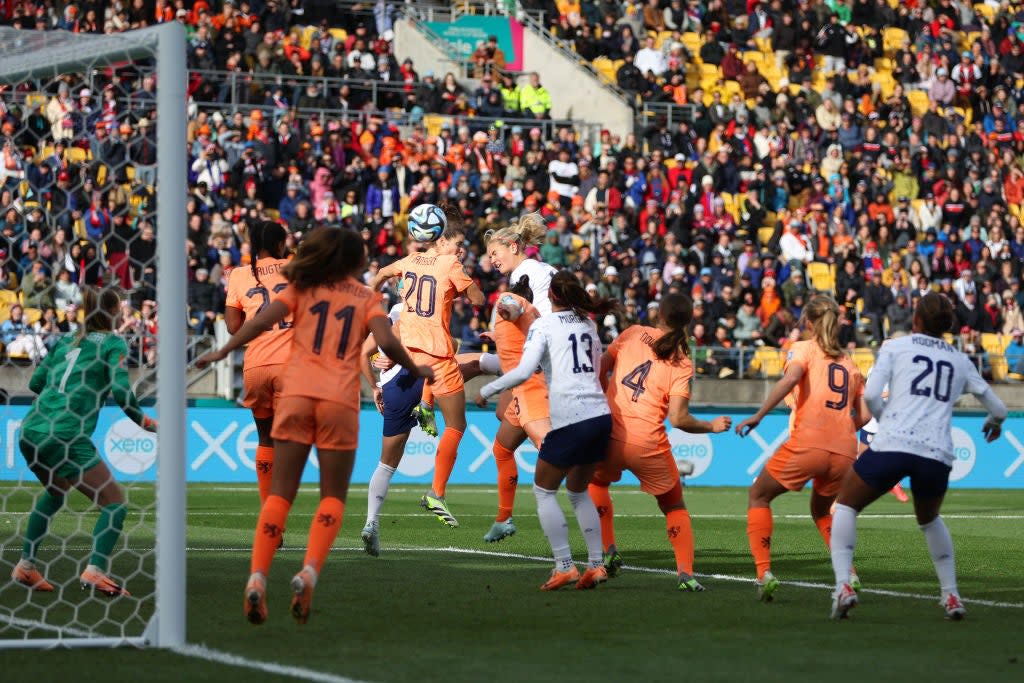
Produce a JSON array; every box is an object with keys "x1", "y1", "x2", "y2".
[{"x1": 0, "y1": 22, "x2": 186, "y2": 649}]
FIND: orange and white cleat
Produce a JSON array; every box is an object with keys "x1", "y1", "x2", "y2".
[
  {"x1": 890, "y1": 483, "x2": 910, "y2": 503},
  {"x1": 290, "y1": 567, "x2": 317, "y2": 625},
  {"x1": 576, "y1": 566, "x2": 609, "y2": 590},
  {"x1": 11, "y1": 560, "x2": 54, "y2": 592},
  {"x1": 80, "y1": 566, "x2": 130, "y2": 597},
  {"x1": 942, "y1": 593, "x2": 967, "y2": 621},
  {"x1": 244, "y1": 575, "x2": 267, "y2": 625},
  {"x1": 540, "y1": 566, "x2": 580, "y2": 591}
]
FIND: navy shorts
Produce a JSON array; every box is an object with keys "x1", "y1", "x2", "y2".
[
  {"x1": 854, "y1": 448, "x2": 952, "y2": 499},
  {"x1": 381, "y1": 369, "x2": 424, "y2": 438},
  {"x1": 538, "y1": 414, "x2": 611, "y2": 468}
]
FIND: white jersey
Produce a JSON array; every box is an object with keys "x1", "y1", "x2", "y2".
[
  {"x1": 509, "y1": 258, "x2": 557, "y2": 316},
  {"x1": 378, "y1": 304, "x2": 404, "y2": 386},
  {"x1": 866, "y1": 334, "x2": 1000, "y2": 466},
  {"x1": 480, "y1": 310, "x2": 609, "y2": 429}
]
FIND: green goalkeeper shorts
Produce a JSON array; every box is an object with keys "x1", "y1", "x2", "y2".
[{"x1": 19, "y1": 431, "x2": 102, "y2": 482}]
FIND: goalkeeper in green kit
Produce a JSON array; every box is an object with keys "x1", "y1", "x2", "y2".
[{"x1": 11, "y1": 287, "x2": 156, "y2": 597}]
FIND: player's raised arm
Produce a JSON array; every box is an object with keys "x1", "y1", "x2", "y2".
[
  {"x1": 371, "y1": 262, "x2": 403, "y2": 291},
  {"x1": 195, "y1": 300, "x2": 290, "y2": 368},
  {"x1": 464, "y1": 280, "x2": 485, "y2": 307}
]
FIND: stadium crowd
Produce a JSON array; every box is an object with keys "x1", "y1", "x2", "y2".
[{"x1": 2, "y1": 0, "x2": 1024, "y2": 377}]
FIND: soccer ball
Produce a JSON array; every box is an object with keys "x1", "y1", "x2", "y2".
[{"x1": 407, "y1": 203, "x2": 446, "y2": 242}]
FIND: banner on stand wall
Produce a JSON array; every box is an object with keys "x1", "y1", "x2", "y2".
[
  {"x1": 423, "y1": 16, "x2": 523, "y2": 72},
  {"x1": 1, "y1": 406, "x2": 1022, "y2": 488}
]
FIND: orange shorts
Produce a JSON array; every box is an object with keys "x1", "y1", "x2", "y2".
[
  {"x1": 593, "y1": 440, "x2": 679, "y2": 496},
  {"x1": 271, "y1": 395, "x2": 358, "y2": 451},
  {"x1": 504, "y1": 383, "x2": 550, "y2": 428},
  {"x1": 411, "y1": 350, "x2": 464, "y2": 397},
  {"x1": 765, "y1": 442, "x2": 854, "y2": 497},
  {"x1": 242, "y1": 364, "x2": 285, "y2": 419}
]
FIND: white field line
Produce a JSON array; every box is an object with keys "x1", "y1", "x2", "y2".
[
  {"x1": 165, "y1": 544, "x2": 1024, "y2": 610},
  {"x1": 172, "y1": 644, "x2": 372, "y2": 683},
  {"x1": 0, "y1": 615, "x2": 370, "y2": 682},
  {"x1": 5, "y1": 511, "x2": 1023, "y2": 521}
]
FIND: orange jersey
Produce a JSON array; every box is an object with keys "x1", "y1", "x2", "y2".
[
  {"x1": 783, "y1": 340, "x2": 864, "y2": 457},
  {"x1": 493, "y1": 292, "x2": 547, "y2": 397},
  {"x1": 605, "y1": 325, "x2": 693, "y2": 451},
  {"x1": 394, "y1": 251, "x2": 474, "y2": 357},
  {"x1": 274, "y1": 278, "x2": 386, "y2": 407},
  {"x1": 225, "y1": 258, "x2": 293, "y2": 369}
]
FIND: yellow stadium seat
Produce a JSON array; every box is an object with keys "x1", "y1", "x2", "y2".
[
  {"x1": 907, "y1": 90, "x2": 929, "y2": 117},
  {"x1": 758, "y1": 226, "x2": 775, "y2": 245},
  {"x1": 264, "y1": 208, "x2": 280, "y2": 221},
  {"x1": 300, "y1": 25, "x2": 318, "y2": 49},
  {"x1": 656, "y1": 31, "x2": 673, "y2": 49},
  {"x1": 700, "y1": 63, "x2": 720, "y2": 78},
  {"x1": 750, "y1": 348, "x2": 785, "y2": 378},
  {"x1": 755, "y1": 37, "x2": 772, "y2": 54},
  {"x1": 974, "y1": 4, "x2": 995, "y2": 23},
  {"x1": 22, "y1": 307, "x2": 42, "y2": 325},
  {"x1": 980, "y1": 333, "x2": 1010, "y2": 354},
  {"x1": 742, "y1": 51, "x2": 765, "y2": 67},
  {"x1": 883, "y1": 27, "x2": 909, "y2": 53},
  {"x1": 991, "y1": 354, "x2": 1009, "y2": 381},
  {"x1": 851, "y1": 348, "x2": 875, "y2": 376},
  {"x1": 67, "y1": 147, "x2": 90, "y2": 163},
  {"x1": 329, "y1": 28, "x2": 347, "y2": 42}
]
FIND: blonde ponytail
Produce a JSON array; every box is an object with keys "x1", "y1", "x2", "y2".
[
  {"x1": 484, "y1": 211, "x2": 547, "y2": 250},
  {"x1": 804, "y1": 294, "x2": 842, "y2": 358}
]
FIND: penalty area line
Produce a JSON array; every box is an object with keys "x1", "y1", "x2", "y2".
[{"x1": 173, "y1": 643, "x2": 372, "y2": 683}]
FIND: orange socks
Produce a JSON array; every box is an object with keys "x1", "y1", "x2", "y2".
[
  {"x1": 587, "y1": 483, "x2": 616, "y2": 551},
  {"x1": 431, "y1": 427, "x2": 463, "y2": 498},
  {"x1": 251, "y1": 494, "x2": 290, "y2": 576},
  {"x1": 304, "y1": 497, "x2": 345, "y2": 575},
  {"x1": 746, "y1": 506, "x2": 773, "y2": 580},
  {"x1": 665, "y1": 509, "x2": 695, "y2": 575},
  {"x1": 493, "y1": 441, "x2": 517, "y2": 522},
  {"x1": 814, "y1": 515, "x2": 832, "y2": 549},
  {"x1": 255, "y1": 445, "x2": 275, "y2": 504}
]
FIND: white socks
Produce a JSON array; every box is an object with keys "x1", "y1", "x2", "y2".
[
  {"x1": 830, "y1": 504, "x2": 858, "y2": 589},
  {"x1": 534, "y1": 484, "x2": 573, "y2": 572},
  {"x1": 568, "y1": 489, "x2": 604, "y2": 569},
  {"x1": 366, "y1": 462, "x2": 396, "y2": 528},
  {"x1": 920, "y1": 516, "x2": 958, "y2": 597}
]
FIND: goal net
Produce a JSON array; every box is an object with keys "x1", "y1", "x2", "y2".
[{"x1": 0, "y1": 23, "x2": 185, "y2": 649}]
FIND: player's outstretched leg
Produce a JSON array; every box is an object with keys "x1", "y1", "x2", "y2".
[
  {"x1": 484, "y1": 440, "x2": 519, "y2": 543},
  {"x1": 422, "y1": 392, "x2": 466, "y2": 528}
]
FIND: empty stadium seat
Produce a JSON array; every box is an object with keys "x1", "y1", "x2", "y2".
[
  {"x1": 851, "y1": 348, "x2": 875, "y2": 376},
  {"x1": 750, "y1": 347, "x2": 785, "y2": 378}
]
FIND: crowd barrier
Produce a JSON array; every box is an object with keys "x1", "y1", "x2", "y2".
[{"x1": 0, "y1": 406, "x2": 1021, "y2": 488}]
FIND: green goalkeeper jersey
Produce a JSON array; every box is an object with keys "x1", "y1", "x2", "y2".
[{"x1": 21, "y1": 332, "x2": 145, "y2": 440}]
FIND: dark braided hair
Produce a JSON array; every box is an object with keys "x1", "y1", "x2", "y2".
[{"x1": 250, "y1": 220, "x2": 288, "y2": 287}]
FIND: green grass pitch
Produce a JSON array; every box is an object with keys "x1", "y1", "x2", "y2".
[{"x1": 1, "y1": 483, "x2": 1022, "y2": 682}]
